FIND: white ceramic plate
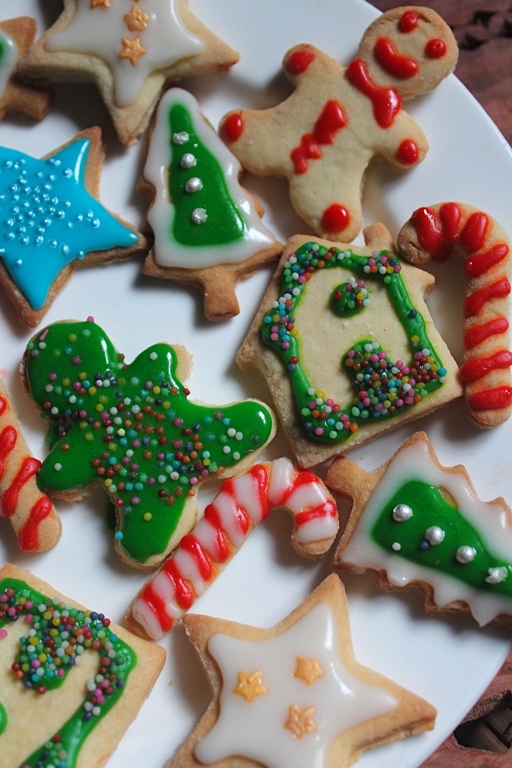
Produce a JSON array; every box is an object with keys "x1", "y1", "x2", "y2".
[{"x1": 1, "y1": 1, "x2": 512, "y2": 767}]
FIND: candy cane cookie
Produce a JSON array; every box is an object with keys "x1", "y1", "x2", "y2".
[
  {"x1": 128, "y1": 457, "x2": 339, "y2": 640},
  {"x1": 397, "y1": 202, "x2": 512, "y2": 427},
  {"x1": 0, "y1": 377, "x2": 61, "y2": 551}
]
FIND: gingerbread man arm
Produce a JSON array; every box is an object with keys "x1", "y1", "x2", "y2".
[{"x1": 398, "y1": 202, "x2": 512, "y2": 428}]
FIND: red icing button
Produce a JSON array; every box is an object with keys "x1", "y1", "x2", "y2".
[
  {"x1": 425, "y1": 38, "x2": 447, "y2": 59},
  {"x1": 321, "y1": 204, "x2": 350, "y2": 233},
  {"x1": 399, "y1": 10, "x2": 419, "y2": 32},
  {"x1": 397, "y1": 138, "x2": 420, "y2": 164},
  {"x1": 287, "y1": 47, "x2": 316, "y2": 75},
  {"x1": 221, "y1": 112, "x2": 244, "y2": 143}
]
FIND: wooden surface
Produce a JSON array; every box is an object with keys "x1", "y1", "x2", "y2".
[
  {"x1": 369, "y1": 0, "x2": 512, "y2": 145},
  {"x1": 366, "y1": 3, "x2": 512, "y2": 764}
]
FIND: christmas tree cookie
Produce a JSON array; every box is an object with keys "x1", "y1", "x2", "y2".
[
  {"x1": 220, "y1": 6, "x2": 458, "y2": 243},
  {"x1": 0, "y1": 562, "x2": 165, "y2": 768},
  {"x1": 237, "y1": 228, "x2": 462, "y2": 468},
  {"x1": 140, "y1": 88, "x2": 282, "y2": 321},
  {"x1": 21, "y1": 318, "x2": 276, "y2": 569},
  {"x1": 168, "y1": 574, "x2": 436, "y2": 768},
  {"x1": 20, "y1": 0, "x2": 239, "y2": 145},
  {"x1": 326, "y1": 431, "x2": 512, "y2": 629}
]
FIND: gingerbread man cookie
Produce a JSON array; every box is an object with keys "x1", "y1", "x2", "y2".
[
  {"x1": 21, "y1": 318, "x2": 276, "y2": 569},
  {"x1": 237, "y1": 227, "x2": 462, "y2": 468},
  {"x1": 220, "y1": 6, "x2": 458, "y2": 243},
  {"x1": 0, "y1": 17, "x2": 51, "y2": 123},
  {"x1": 326, "y1": 431, "x2": 512, "y2": 629},
  {"x1": 20, "y1": 0, "x2": 239, "y2": 145},
  {"x1": 140, "y1": 88, "x2": 282, "y2": 321},
  {"x1": 397, "y1": 202, "x2": 512, "y2": 428}
]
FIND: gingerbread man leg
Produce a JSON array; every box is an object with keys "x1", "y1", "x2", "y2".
[
  {"x1": 128, "y1": 457, "x2": 339, "y2": 639},
  {"x1": 398, "y1": 202, "x2": 512, "y2": 428}
]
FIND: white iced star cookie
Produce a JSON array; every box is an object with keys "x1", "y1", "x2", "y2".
[
  {"x1": 20, "y1": 0, "x2": 239, "y2": 145},
  {"x1": 168, "y1": 574, "x2": 436, "y2": 768}
]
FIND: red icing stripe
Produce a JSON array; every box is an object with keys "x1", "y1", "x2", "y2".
[
  {"x1": 461, "y1": 211, "x2": 489, "y2": 253},
  {"x1": 464, "y1": 317, "x2": 510, "y2": 349},
  {"x1": 411, "y1": 203, "x2": 462, "y2": 262},
  {"x1": 464, "y1": 277, "x2": 511, "y2": 316},
  {"x1": 162, "y1": 559, "x2": 194, "y2": 610},
  {"x1": 294, "y1": 499, "x2": 338, "y2": 529},
  {"x1": 203, "y1": 504, "x2": 231, "y2": 561},
  {"x1": 2, "y1": 455, "x2": 39, "y2": 518},
  {"x1": 346, "y1": 58, "x2": 402, "y2": 128},
  {"x1": 18, "y1": 496, "x2": 53, "y2": 552},
  {"x1": 459, "y1": 350, "x2": 512, "y2": 383},
  {"x1": 0, "y1": 395, "x2": 6, "y2": 416},
  {"x1": 0, "y1": 425, "x2": 17, "y2": 480},
  {"x1": 140, "y1": 583, "x2": 174, "y2": 634},
  {"x1": 291, "y1": 100, "x2": 346, "y2": 175},
  {"x1": 465, "y1": 243, "x2": 510, "y2": 278},
  {"x1": 374, "y1": 37, "x2": 418, "y2": 79},
  {"x1": 469, "y1": 386, "x2": 512, "y2": 410},
  {"x1": 179, "y1": 534, "x2": 214, "y2": 581}
]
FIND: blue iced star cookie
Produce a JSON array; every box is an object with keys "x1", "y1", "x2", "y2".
[{"x1": 0, "y1": 127, "x2": 144, "y2": 326}]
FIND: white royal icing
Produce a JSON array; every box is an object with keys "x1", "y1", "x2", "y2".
[
  {"x1": 46, "y1": 0, "x2": 204, "y2": 107},
  {"x1": 195, "y1": 602, "x2": 397, "y2": 768},
  {"x1": 144, "y1": 88, "x2": 278, "y2": 269},
  {"x1": 339, "y1": 439, "x2": 512, "y2": 625},
  {"x1": 0, "y1": 29, "x2": 17, "y2": 100}
]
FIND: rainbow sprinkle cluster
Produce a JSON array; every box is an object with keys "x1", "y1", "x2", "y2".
[{"x1": 262, "y1": 241, "x2": 448, "y2": 444}]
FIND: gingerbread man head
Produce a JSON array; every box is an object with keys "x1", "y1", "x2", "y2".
[{"x1": 357, "y1": 6, "x2": 459, "y2": 99}]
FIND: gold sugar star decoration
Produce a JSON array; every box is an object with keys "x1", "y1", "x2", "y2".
[
  {"x1": 232, "y1": 670, "x2": 267, "y2": 703},
  {"x1": 119, "y1": 36, "x2": 147, "y2": 66},
  {"x1": 124, "y1": 4, "x2": 149, "y2": 32},
  {"x1": 91, "y1": 0, "x2": 110, "y2": 8},
  {"x1": 284, "y1": 705, "x2": 317, "y2": 739},
  {"x1": 294, "y1": 656, "x2": 324, "y2": 686}
]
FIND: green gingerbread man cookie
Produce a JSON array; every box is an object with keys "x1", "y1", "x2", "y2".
[{"x1": 23, "y1": 319, "x2": 275, "y2": 568}]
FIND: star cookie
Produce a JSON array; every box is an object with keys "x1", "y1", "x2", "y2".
[
  {"x1": 20, "y1": 0, "x2": 239, "y2": 145},
  {"x1": 140, "y1": 88, "x2": 282, "y2": 321},
  {"x1": 168, "y1": 574, "x2": 436, "y2": 768},
  {"x1": 0, "y1": 127, "x2": 146, "y2": 327},
  {"x1": 326, "y1": 431, "x2": 512, "y2": 629},
  {"x1": 21, "y1": 318, "x2": 276, "y2": 569},
  {"x1": 0, "y1": 17, "x2": 51, "y2": 122},
  {"x1": 220, "y1": 6, "x2": 458, "y2": 243},
  {"x1": 237, "y1": 228, "x2": 462, "y2": 468}
]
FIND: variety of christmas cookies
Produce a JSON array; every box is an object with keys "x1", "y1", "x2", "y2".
[{"x1": 1, "y1": 3, "x2": 511, "y2": 768}]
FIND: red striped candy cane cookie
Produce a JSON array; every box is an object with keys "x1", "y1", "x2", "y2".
[
  {"x1": 127, "y1": 457, "x2": 339, "y2": 640},
  {"x1": 397, "y1": 202, "x2": 512, "y2": 427},
  {"x1": 0, "y1": 377, "x2": 62, "y2": 551}
]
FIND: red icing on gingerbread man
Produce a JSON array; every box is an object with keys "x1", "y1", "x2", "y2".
[{"x1": 220, "y1": 6, "x2": 458, "y2": 242}]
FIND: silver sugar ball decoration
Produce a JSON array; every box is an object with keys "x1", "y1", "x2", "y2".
[
  {"x1": 424, "y1": 526, "x2": 445, "y2": 546},
  {"x1": 456, "y1": 545, "x2": 476, "y2": 564},
  {"x1": 392, "y1": 503, "x2": 413, "y2": 522},
  {"x1": 185, "y1": 176, "x2": 203, "y2": 194},
  {"x1": 172, "y1": 131, "x2": 189, "y2": 145},
  {"x1": 191, "y1": 207, "x2": 207, "y2": 225},
  {"x1": 180, "y1": 153, "x2": 197, "y2": 169}
]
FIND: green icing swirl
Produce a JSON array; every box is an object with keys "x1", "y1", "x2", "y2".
[
  {"x1": 261, "y1": 241, "x2": 448, "y2": 444},
  {"x1": 371, "y1": 480, "x2": 512, "y2": 593},
  {"x1": 0, "y1": 577, "x2": 137, "y2": 768},
  {"x1": 168, "y1": 102, "x2": 246, "y2": 247},
  {"x1": 24, "y1": 319, "x2": 274, "y2": 564}
]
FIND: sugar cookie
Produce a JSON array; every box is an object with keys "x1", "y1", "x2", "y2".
[
  {"x1": 398, "y1": 201, "x2": 512, "y2": 427},
  {"x1": 0, "y1": 17, "x2": 51, "y2": 122}
]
